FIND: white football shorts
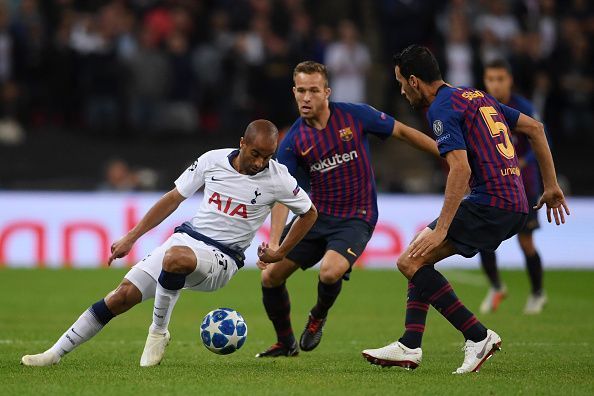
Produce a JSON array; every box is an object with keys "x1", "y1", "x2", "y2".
[{"x1": 124, "y1": 232, "x2": 239, "y2": 300}]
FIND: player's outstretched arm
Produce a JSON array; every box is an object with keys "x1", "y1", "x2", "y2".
[
  {"x1": 513, "y1": 113, "x2": 570, "y2": 225},
  {"x1": 409, "y1": 150, "x2": 470, "y2": 257},
  {"x1": 268, "y1": 202, "x2": 290, "y2": 249},
  {"x1": 258, "y1": 204, "x2": 317, "y2": 266},
  {"x1": 108, "y1": 188, "x2": 186, "y2": 265},
  {"x1": 392, "y1": 121, "x2": 440, "y2": 158}
]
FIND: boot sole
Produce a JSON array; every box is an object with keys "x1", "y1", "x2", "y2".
[
  {"x1": 471, "y1": 340, "x2": 502, "y2": 373},
  {"x1": 361, "y1": 353, "x2": 419, "y2": 370}
]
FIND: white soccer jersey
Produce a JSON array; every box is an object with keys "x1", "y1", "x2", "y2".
[{"x1": 174, "y1": 148, "x2": 312, "y2": 253}]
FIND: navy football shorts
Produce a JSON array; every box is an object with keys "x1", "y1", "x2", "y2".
[
  {"x1": 428, "y1": 200, "x2": 527, "y2": 258},
  {"x1": 279, "y1": 213, "x2": 374, "y2": 280}
]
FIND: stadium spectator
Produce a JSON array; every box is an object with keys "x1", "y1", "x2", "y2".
[
  {"x1": 441, "y1": 11, "x2": 476, "y2": 87},
  {"x1": 557, "y1": 32, "x2": 593, "y2": 140},
  {"x1": 99, "y1": 158, "x2": 157, "y2": 191},
  {"x1": 125, "y1": 25, "x2": 170, "y2": 133},
  {"x1": 0, "y1": 0, "x2": 592, "y2": 191},
  {"x1": 161, "y1": 30, "x2": 198, "y2": 133},
  {"x1": 0, "y1": 3, "x2": 13, "y2": 83},
  {"x1": 0, "y1": 80, "x2": 24, "y2": 145},
  {"x1": 475, "y1": 0, "x2": 521, "y2": 49},
  {"x1": 287, "y1": 11, "x2": 315, "y2": 62},
  {"x1": 534, "y1": 0, "x2": 557, "y2": 59},
  {"x1": 325, "y1": 19, "x2": 370, "y2": 102}
]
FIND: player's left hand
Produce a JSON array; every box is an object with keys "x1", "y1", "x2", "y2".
[
  {"x1": 257, "y1": 241, "x2": 284, "y2": 266},
  {"x1": 534, "y1": 185, "x2": 570, "y2": 225},
  {"x1": 408, "y1": 229, "x2": 447, "y2": 258}
]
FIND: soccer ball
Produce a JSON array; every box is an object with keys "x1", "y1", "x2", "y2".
[{"x1": 200, "y1": 308, "x2": 248, "y2": 355}]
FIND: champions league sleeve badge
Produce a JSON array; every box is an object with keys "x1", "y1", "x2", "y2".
[{"x1": 433, "y1": 120, "x2": 444, "y2": 136}]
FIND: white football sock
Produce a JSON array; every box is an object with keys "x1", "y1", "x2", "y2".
[
  {"x1": 49, "y1": 309, "x2": 104, "y2": 357},
  {"x1": 149, "y1": 283, "x2": 181, "y2": 334}
]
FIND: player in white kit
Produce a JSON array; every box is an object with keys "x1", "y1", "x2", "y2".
[{"x1": 21, "y1": 120, "x2": 317, "y2": 367}]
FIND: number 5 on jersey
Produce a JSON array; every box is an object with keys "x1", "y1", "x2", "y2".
[{"x1": 479, "y1": 106, "x2": 516, "y2": 160}]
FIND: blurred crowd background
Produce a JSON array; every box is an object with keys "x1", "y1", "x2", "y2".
[{"x1": 0, "y1": 0, "x2": 592, "y2": 193}]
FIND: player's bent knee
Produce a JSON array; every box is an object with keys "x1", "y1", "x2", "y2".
[
  {"x1": 396, "y1": 255, "x2": 417, "y2": 278},
  {"x1": 106, "y1": 280, "x2": 142, "y2": 315},
  {"x1": 396, "y1": 255, "x2": 408, "y2": 273},
  {"x1": 319, "y1": 266, "x2": 343, "y2": 284},
  {"x1": 261, "y1": 268, "x2": 286, "y2": 288},
  {"x1": 162, "y1": 246, "x2": 197, "y2": 274}
]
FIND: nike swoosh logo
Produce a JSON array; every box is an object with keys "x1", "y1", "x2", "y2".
[
  {"x1": 476, "y1": 334, "x2": 492, "y2": 359},
  {"x1": 347, "y1": 248, "x2": 357, "y2": 258},
  {"x1": 211, "y1": 176, "x2": 222, "y2": 181},
  {"x1": 300, "y1": 146, "x2": 315, "y2": 156},
  {"x1": 319, "y1": 164, "x2": 340, "y2": 173},
  {"x1": 154, "y1": 307, "x2": 167, "y2": 311},
  {"x1": 71, "y1": 328, "x2": 82, "y2": 338}
]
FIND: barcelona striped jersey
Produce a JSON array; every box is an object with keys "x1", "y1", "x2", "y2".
[
  {"x1": 277, "y1": 102, "x2": 395, "y2": 225},
  {"x1": 507, "y1": 93, "x2": 542, "y2": 200},
  {"x1": 427, "y1": 85, "x2": 529, "y2": 214}
]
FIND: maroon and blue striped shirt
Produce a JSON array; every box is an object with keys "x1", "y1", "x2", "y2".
[
  {"x1": 277, "y1": 102, "x2": 395, "y2": 225},
  {"x1": 507, "y1": 93, "x2": 542, "y2": 200},
  {"x1": 427, "y1": 85, "x2": 529, "y2": 214}
]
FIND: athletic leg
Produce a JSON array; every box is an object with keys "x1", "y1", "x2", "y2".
[
  {"x1": 21, "y1": 278, "x2": 145, "y2": 367},
  {"x1": 258, "y1": 216, "x2": 325, "y2": 358},
  {"x1": 256, "y1": 258, "x2": 300, "y2": 357},
  {"x1": 362, "y1": 229, "x2": 457, "y2": 368},
  {"x1": 364, "y1": 227, "x2": 500, "y2": 372},
  {"x1": 298, "y1": 250, "x2": 349, "y2": 351},
  {"x1": 518, "y1": 232, "x2": 542, "y2": 294},
  {"x1": 397, "y1": 232, "x2": 487, "y2": 342},
  {"x1": 479, "y1": 249, "x2": 507, "y2": 314},
  {"x1": 479, "y1": 250, "x2": 501, "y2": 289},
  {"x1": 300, "y1": 218, "x2": 374, "y2": 352},
  {"x1": 140, "y1": 245, "x2": 196, "y2": 367},
  {"x1": 310, "y1": 250, "x2": 348, "y2": 319},
  {"x1": 402, "y1": 230, "x2": 501, "y2": 373},
  {"x1": 518, "y1": 232, "x2": 546, "y2": 313}
]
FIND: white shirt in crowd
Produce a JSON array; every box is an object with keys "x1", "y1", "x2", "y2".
[{"x1": 325, "y1": 42, "x2": 371, "y2": 103}]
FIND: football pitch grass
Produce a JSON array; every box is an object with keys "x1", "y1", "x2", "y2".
[{"x1": 1, "y1": 268, "x2": 593, "y2": 395}]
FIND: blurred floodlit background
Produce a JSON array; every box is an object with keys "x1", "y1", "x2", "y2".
[{"x1": 0, "y1": 0, "x2": 592, "y2": 268}]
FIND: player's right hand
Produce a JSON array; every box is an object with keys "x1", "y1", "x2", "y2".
[
  {"x1": 257, "y1": 241, "x2": 285, "y2": 268},
  {"x1": 256, "y1": 242, "x2": 269, "y2": 270},
  {"x1": 108, "y1": 236, "x2": 135, "y2": 266},
  {"x1": 534, "y1": 185, "x2": 570, "y2": 225}
]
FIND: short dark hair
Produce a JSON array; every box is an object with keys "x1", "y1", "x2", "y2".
[
  {"x1": 244, "y1": 119, "x2": 279, "y2": 144},
  {"x1": 484, "y1": 59, "x2": 513, "y2": 74},
  {"x1": 393, "y1": 45, "x2": 442, "y2": 83},
  {"x1": 293, "y1": 61, "x2": 329, "y2": 87}
]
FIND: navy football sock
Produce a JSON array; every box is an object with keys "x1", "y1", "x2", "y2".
[
  {"x1": 525, "y1": 252, "x2": 543, "y2": 295},
  {"x1": 479, "y1": 250, "x2": 502, "y2": 289},
  {"x1": 412, "y1": 266, "x2": 487, "y2": 342},
  {"x1": 399, "y1": 281, "x2": 429, "y2": 349},
  {"x1": 158, "y1": 270, "x2": 187, "y2": 290},
  {"x1": 262, "y1": 283, "x2": 295, "y2": 346},
  {"x1": 310, "y1": 278, "x2": 342, "y2": 319},
  {"x1": 90, "y1": 298, "x2": 115, "y2": 326}
]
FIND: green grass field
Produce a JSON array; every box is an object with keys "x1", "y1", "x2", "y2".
[{"x1": 1, "y1": 268, "x2": 593, "y2": 395}]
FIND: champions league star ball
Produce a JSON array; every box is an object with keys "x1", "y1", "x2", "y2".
[{"x1": 200, "y1": 308, "x2": 248, "y2": 355}]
